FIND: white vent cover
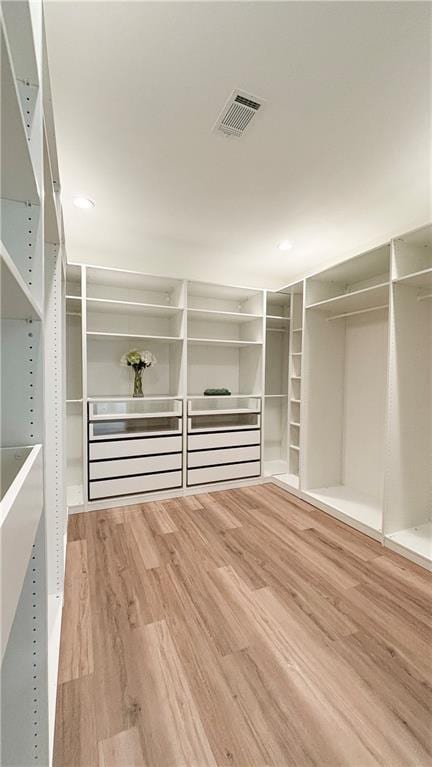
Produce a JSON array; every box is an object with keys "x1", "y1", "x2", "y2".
[{"x1": 214, "y1": 90, "x2": 264, "y2": 137}]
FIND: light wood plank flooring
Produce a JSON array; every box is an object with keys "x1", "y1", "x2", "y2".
[{"x1": 54, "y1": 484, "x2": 432, "y2": 766}]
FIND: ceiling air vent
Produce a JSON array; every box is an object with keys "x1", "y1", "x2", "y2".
[{"x1": 214, "y1": 90, "x2": 264, "y2": 138}]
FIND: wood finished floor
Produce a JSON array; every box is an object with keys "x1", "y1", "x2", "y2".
[{"x1": 54, "y1": 484, "x2": 432, "y2": 767}]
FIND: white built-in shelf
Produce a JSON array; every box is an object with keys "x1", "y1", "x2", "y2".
[
  {"x1": 291, "y1": 352, "x2": 302, "y2": 357},
  {"x1": 291, "y1": 375, "x2": 301, "y2": 380},
  {"x1": 266, "y1": 314, "x2": 289, "y2": 321},
  {"x1": 1, "y1": 26, "x2": 39, "y2": 204},
  {"x1": 307, "y1": 485, "x2": 382, "y2": 533},
  {"x1": 265, "y1": 394, "x2": 288, "y2": 398},
  {"x1": 386, "y1": 523, "x2": 432, "y2": 568},
  {"x1": 188, "y1": 337, "x2": 261, "y2": 348},
  {"x1": 292, "y1": 328, "x2": 303, "y2": 333},
  {"x1": 187, "y1": 308, "x2": 260, "y2": 323},
  {"x1": 266, "y1": 316, "x2": 290, "y2": 332},
  {"x1": 87, "y1": 331, "x2": 182, "y2": 343},
  {"x1": 289, "y1": 444, "x2": 300, "y2": 451},
  {"x1": 290, "y1": 421, "x2": 301, "y2": 427},
  {"x1": 291, "y1": 398, "x2": 301, "y2": 404},
  {"x1": 66, "y1": 399, "x2": 83, "y2": 404},
  {"x1": 66, "y1": 295, "x2": 82, "y2": 301},
  {"x1": 394, "y1": 268, "x2": 432, "y2": 290},
  {"x1": 307, "y1": 283, "x2": 390, "y2": 318},
  {"x1": 87, "y1": 298, "x2": 183, "y2": 317},
  {"x1": 1, "y1": 242, "x2": 42, "y2": 320}
]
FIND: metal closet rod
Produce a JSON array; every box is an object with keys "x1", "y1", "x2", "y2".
[{"x1": 326, "y1": 303, "x2": 389, "y2": 322}]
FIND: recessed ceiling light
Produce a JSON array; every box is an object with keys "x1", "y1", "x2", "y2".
[
  {"x1": 278, "y1": 240, "x2": 292, "y2": 252},
  {"x1": 73, "y1": 196, "x2": 95, "y2": 209}
]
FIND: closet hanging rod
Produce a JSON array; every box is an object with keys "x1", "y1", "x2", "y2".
[
  {"x1": 326, "y1": 303, "x2": 388, "y2": 322},
  {"x1": 417, "y1": 293, "x2": 432, "y2": 302}
]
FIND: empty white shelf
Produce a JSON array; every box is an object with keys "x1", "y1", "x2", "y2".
[
  {"x1": 187, "y1": 308, "x2": 260, "y2": 323},
  {"x1": 87, "y1": 298, "x2": 183, "y2": 317},
  {"x1": 87, "y1": 331, "x2": 182, "y2": 342},
  {"x1": 307, "y1": 282, "x2": 390, "y2": 317},
  {"x1": 1, "y1": 242, "x2": 42, "y2": 320},
  {"x1": 386, "y1": 523, "x2": 432, "y2": 567},
  {"x1": 394, "y1": 268, "x2": 432, "y2": 290},
  {"x1": 187, "y1": 393, "x2": 261, "y2": 399},
  {"x1": 306, "y1": 485, "x2": 382, "y2": 533},
  {"x1": 289, "y1": 444, "x2": 300, "y2": 451},
  {"x1": 88, "y1": 395, "x2": 180, "y2": 401},
  {"x1": 188, "y1": 337, "x2": 261, "y2": 347},
  {"x1": 265, "y1": 394, "x2": 288, "y2": 398}
]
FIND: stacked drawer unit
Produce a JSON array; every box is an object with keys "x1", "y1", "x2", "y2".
[
  {"x1": 187, "y1": 398, "x2": 262, "y2": 486},
  {"x1": 88, "y1": 399, "x2": 183, "y2": 500}
]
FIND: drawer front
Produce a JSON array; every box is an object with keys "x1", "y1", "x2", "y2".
[
  {"x1": 89, "y1": 453, "x2": 181, "y2": 480},
  {"x1": 89, "y1": 435, "x2": 182, "y2": 461},
  {"x1": 188, "y1": 445, "x2": 260, "y2": 469},
  {"x1": 89, "y1": 470, "x2": 182, "y2": 500},
  {"x1": 188, "y1": 429, "x2": 260, "y2": 451},
  {"x1": 187, "y1": 461, "x2": 260, "y2": 486}
]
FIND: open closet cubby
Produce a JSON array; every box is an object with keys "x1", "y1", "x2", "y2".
[
  {"x1": 385, "y1": 225, "x2": 432, "y2": 567},
  {"x1": 393, "y1": 224, "x2": 432, "y2": 285},
  {"x1": 187, "y1": 342, "x2": 262, "y2": 398},
  {"x1": 65, "y1": 263, "x2": 81, "y2": 297},
  {"x1": 305, "y1": 244, "x2": 391, "y2": 316},
  {"x1": 303, "y1": 250, "x2": 390, "y2": 536},
  {"x1": 87, "y1": 335, "x2": 184, "y2": 398},
  {"x1": 86, "y1": 266, "x2": 184, "y2": 307}
]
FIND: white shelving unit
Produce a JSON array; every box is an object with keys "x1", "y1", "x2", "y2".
[
  {"x1": 1, "y1": 4, "x2": 66, "y2": 763},
  {"x1": 66, "y1": 225, "x2": 431, "y2": 570}
]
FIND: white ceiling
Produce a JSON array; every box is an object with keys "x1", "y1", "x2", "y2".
[{"x1": 45, "y1": 1, "x2": 431, "y2": 289}]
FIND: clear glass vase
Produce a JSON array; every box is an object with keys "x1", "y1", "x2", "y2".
[{"x1": 133, "y1": 366, "x2": 144, "y2": 397}]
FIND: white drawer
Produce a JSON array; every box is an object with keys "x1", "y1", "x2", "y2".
[
  {"x1": 89, "y1": 453, "x2": 181, "y2": 480},
  {"x1": 187, "y1": 461, "x2": 260, "y2": 486},
  {"x1": 188, "y1": 413, "x2": 261, "y2": 433},
  {"x1": 89, "y1": 418, "x2": 182, "y2": 441},
  {"x1": 188, "y1": 429, "x2": 260, "y2": 451},
  {"x1": 89, "y1": 470, "x2": 182, "y2": 500},
  {"x1": 188, "y1": 445, "x2": 260, "y2": 469},
  {"x1": 89, "y1": 435, "x2": 182, "y2": 461}
]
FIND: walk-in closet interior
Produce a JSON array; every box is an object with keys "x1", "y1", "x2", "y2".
[{"x1": 1, "y1": 1, "x2": 431, "y2": 765}]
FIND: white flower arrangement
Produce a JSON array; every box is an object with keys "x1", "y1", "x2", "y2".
[
  {"x1": 120, "y1": 349, "x2": 157, "y2": 370},
  {"x1": 120, "y1": 349, "x2": 157, "y2": 397}
]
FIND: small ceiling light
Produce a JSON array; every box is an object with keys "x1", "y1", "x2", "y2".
[
  {"x1": 73, "y1": 196, "x2": 95, "y2": 209},
  {"x1": 278, "y1": 240, "x2": 292, "y2": 252}
]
